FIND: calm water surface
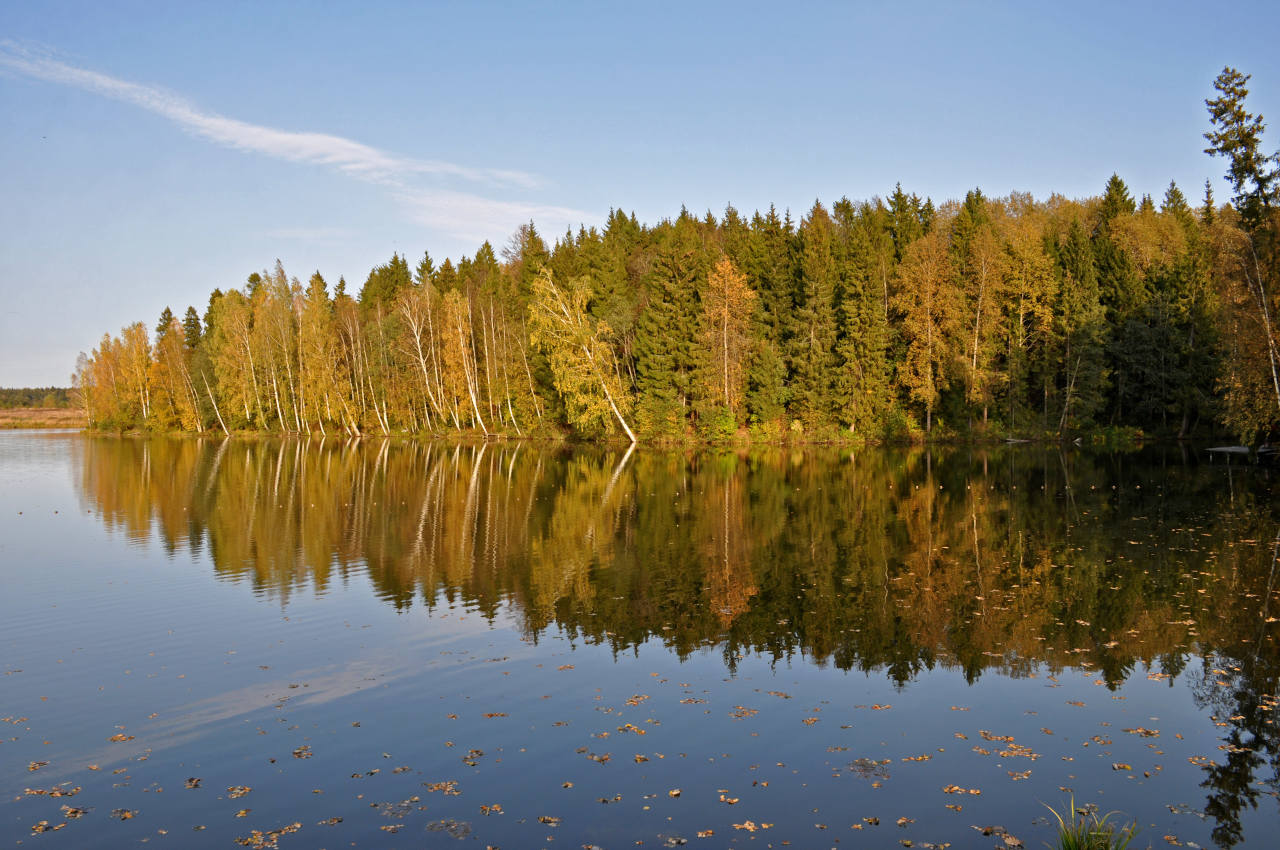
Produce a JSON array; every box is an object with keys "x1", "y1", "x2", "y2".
[{"x1": 2, "y1": 432, "x2": 1278, "y2": 849}]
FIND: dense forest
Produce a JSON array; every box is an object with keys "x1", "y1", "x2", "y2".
[{"x1": 74, "y1": 68, "x2": 1280, "y2": 443}]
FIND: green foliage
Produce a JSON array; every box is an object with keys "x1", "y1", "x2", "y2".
[
  {"x1": 73, "y1": 66, "x2": 1280, "y2": 444},
  {"x1": 634, "y1": 216, "x2": 706, "y2": 436},
  {"x1": 1044, "y1": 798, "x2": 1138, "y2": 850},
  {"x1": 789, "y1": 202, "x2": 840, "y2": 428},
  {"x1": 359, "y1": 252, "x2": 412, "y2": 311},
  {"x1": 0, "y1": 387, "x2": 72, "y2": 408},
  {"x1": 1205, "y1": 67, "x2": 1277, "y2": 232}
]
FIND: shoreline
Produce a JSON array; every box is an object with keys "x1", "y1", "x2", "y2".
[{"x1": 67, "y1": 425, "x2": 1233, "y2": 451}]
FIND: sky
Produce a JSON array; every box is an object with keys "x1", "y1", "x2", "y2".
[{"x1": 1, "y1": 1, "x2": 1277, "y2": 387}]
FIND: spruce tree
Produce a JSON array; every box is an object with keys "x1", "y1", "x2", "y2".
[
  {"x1": 634, "y1": 216, "x2": 705, "y2": 435},
  {"x1": 359, "y1": 252, "x2": 412, "y2": 311},
  {"x1": 834, "y1": 208, "x2": 891, "y2": 436},
  {"x1": 1054, "y1": 220, "x2": 1108, "y2": 429},
  {"x1": 789, "y1": 202, "x2": 840, "y2": 429},
  {"x1": 182, "y1": 306, "x2": 202, "y2": 350},
  {"x1": 1204, "y1": 66, "x2": 1277, "y2": 231}
]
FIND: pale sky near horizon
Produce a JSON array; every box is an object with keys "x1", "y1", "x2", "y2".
[{"x1": 1, "y1": 1, "x2": 1277, "y2": 386}]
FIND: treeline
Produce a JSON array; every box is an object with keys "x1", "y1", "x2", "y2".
[
  {"x1": 74, "y1": 69, "x2": 1280, "y2": 443},
  {"x1": 0, "y1": 387, "x2": 71, "y2": 408}
]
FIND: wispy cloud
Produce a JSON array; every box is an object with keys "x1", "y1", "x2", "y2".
[
  {"x1": 0, "y1": 43, "x2": 590, "y2": 240},
  {"x1": 397, "y1": 189, "x2": 589, "y2": 245}
]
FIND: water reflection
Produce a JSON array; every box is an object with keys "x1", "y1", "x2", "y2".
[
  {"x1": 75, "y1": 439, "x2": 1276, "y2": 677},
  {"x1": 74, "y1": 436, "x2": 1280, "y2": 846}
]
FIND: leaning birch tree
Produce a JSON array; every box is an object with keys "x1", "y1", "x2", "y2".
[{"x1": 527, "y1": 270, "x2": 636, "y2": 443}]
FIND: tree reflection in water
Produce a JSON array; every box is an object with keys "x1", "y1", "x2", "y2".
[{"x1": 75, "y1": 436, "x2": 1279, "y2": 847}]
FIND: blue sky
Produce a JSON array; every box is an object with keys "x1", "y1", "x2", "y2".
[{"x1": 1, "y1": 1, "x2": 1276, "y2": 386}]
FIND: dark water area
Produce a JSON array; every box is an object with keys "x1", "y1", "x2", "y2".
[{"x1": 2, "y1": 432, "x2": 1278, "y2": 849}]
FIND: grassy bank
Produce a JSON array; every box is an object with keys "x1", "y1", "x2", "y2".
[{"x1": 0, "y1": 407, "x2": 87, "y2": 429}]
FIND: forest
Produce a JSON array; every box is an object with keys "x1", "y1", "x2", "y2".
[
  {"x1": 73, "y1": 68, "x2": 1280, "y2": 443},
  {"x1": 0, "y1": 387, "x2": 71, "y2": 408}
]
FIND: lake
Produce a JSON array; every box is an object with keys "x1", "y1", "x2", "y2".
[{"x1": 1, "y1": 431, "x2": 1277, "y2": 849}]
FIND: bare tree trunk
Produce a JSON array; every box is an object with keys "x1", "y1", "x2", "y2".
[
  {"x1": 518, "y1": 329, "x2": 544, "y2": 422},
  {"x1": 202, "y1": 371, "x2": 229, "y2": 436},
  {"x1": 457, "y1": 311, "x2": 489, "y2": 436}
]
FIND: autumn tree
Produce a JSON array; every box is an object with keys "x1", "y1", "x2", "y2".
[
  {"x1": 527, "y1": 269, "x2": 636, "y2": 443},
  {"x1": 893, "y1": 229, "x2": 961, "y2": 432},
  {"x1": 1204, "y1": 66, "x2": 1280, "y2": 431},
  {"x1": 700, "y1": 256, "x2": 756, "y2": 426}
]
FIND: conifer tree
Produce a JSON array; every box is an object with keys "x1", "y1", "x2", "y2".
[
  {"x1": 1053, "y1": 220, "x2": 1108, "y2": 430},
  {"x1": 182, "y1": 306, "x2": 202, "y2": 351},
  {"x1": 1205, "y1": 67, "x2": 1277, "y2": 231},
  {"x1": 634, "y1": 216, "x2": 705, "y2": 435},
  {"x1": 1204, "y1": 66, "x2": 1280, "y2": 428},
  {"x1": 789, "y1": 202, "x2": 840, "y2": 429},
  {"x1": 888, "y1": 183, "x2": 925, "y2": 261},
  {"x1": 832, "y1": 197, "x2": 892, "y2": 434}
]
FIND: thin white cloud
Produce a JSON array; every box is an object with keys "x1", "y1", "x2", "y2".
[
  {"x1": 397, "y1": 188, "x2": 588, "y2": 245},
  {"x1": 0, "y1": 43, "x2": 593, "y2": 242},
  {"x1": 0, "y1": 43, "x2": 539, "y2": 189}
]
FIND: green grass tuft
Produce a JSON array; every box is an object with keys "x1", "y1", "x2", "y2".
[{"x1": 1043, "y1": 797, "x2": 1139, "y2": 850}]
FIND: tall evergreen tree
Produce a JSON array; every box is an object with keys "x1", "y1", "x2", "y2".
[
  {"x1": 634, "y1": 216, "x2": 705, "y2": 435},
  {"x1": 789, "y1": 202, "x2": 840, "y2": 429},
  {"x1": 182, "y1": 306, "x2": 202, "y2": 351},
  {"x1": 1204, "y1": 66, "x2": 1278, "y2": 231},
  {"x1": 1053, "y1": 220, "x2": 1108, "y2": 430},
  {"x1": 834, "y1": 210, "x2": 892, "y2": 435}
]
